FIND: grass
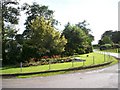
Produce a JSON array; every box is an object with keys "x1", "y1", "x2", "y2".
[
  {"x1": 19, "y1": 62, "x2": 118, "y2": 78},
  {"x1": 17, "y1": 58, "x2": 118, "y2": 78},
  {"x1": 101, "y1": 48, "x2": 119, "y2": 53},
  {"x1": 1, "y1": 52, "x2": 118, "y2": 75},
  {"x1": 17, "y1": 71, "x2": 69, "y2": 78}
]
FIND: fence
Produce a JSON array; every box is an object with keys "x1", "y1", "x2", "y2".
[{"x1": 18, "y1": 52, "x2": 113, "y2": 73}]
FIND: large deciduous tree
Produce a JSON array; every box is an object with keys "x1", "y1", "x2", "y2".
[
  {"x1": 98, "y1": 30, "x2": 120, "y2": 50},
  {"x1": 20, "y1": 2, "x2": 66, "y2": 62},
  {"x1": 111, "y1": 31, "x2": 120, "y2": 44},
  {"x1": 62, "y1": 22, "x2": 92, "y2": 56},
  {"x1": 2, "y1": 0, "x2": 20, "y2": 65},
  {"x1": 76, "y1": 20, "x2": 94, "y2": 43},
  {"x1": 98, "y1": 30, "x2": 120, "y2": 45},
  {"x1": 21, "y1": 2, "x2": 58, "y2": 38},
  {"x1": 22, "y1": 16, "x2": 67, "y2": 61}
]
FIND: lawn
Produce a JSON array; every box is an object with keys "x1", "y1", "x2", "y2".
[
  {"x1": 1, "y1": 52, "x2": 118, "y2": 75},
  {"x1": 101, "y1": 48, "x2": 119, "y2": 53}
]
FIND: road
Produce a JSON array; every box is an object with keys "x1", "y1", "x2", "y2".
[{"x1": 1, "y1": 52, "x2": 119, "y2": 88}]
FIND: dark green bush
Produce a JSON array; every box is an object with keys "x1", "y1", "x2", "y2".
[
  {"x1": 100, "y1": 44, "x2": 112, "y2": 50},
  {"x1": 112, "y1": 44, "x2": 120, "y2": 48}
]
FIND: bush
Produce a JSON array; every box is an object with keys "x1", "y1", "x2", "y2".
[
  {"x1": 85, "y1": 46, "x2": 93, "y2": 53},
  {"x1": 100, "y1": 44, "x2": 112, "y2": 50},
  {"x1": 118, "y1": 48, "x2": 120, "y2": 53},
  {"x1": 112, "y1": 44, "x2": 120, "y2": 48},
  {"x1": 77, "y1": 48, "x2": 85, "y2": 54},
  {"x1": 93, "y1": 44, "x2": 99, "y2": 49}
]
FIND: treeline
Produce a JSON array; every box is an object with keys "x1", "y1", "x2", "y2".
[
  {"x1": 98, "y1": 30, "x2": 120, "y2": 50},
  {"x1": 2, "y1": 1, "x2": 94, "y2": 65}
]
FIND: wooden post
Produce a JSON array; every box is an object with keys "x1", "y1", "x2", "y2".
[
  {"x1": 83, "y1": 61, "x2": 85, "y2": 66},
  {"x1": 20, "y1": 62, "x2": 22, "y2": 72},
  {"x1": 49, "y1": 60, "x2": 51, "y2": 70},
  {"x1": 93, "y1": 56, "x2": 95, "y2": 65},
  {"x1": 109, "y1": 55, "x2": 110, "y2": 61},
  {"x1": 104, "y1": 53, "x2": 105, "y2": 62},
  {"x1": 72, "y1": 59, "x2": 74, "y2": 67}
]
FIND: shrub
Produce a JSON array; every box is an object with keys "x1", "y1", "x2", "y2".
[
  {"x1": 100, "y1": 44, "x2": 112, "y2": 50},
  {"x1": 112, "y1": 44, "x2": 120, "y2": 48}
]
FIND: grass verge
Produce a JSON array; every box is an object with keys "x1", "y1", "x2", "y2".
[
  {"x1": 1, "y1": 52, "x2": 119, "y2": 78},
  {"x1": 17, "y1": 60, "x2": 118, "y2": 78},
  {"x1": 100, "y1": 48, "x2": 119, "y2": 53}
]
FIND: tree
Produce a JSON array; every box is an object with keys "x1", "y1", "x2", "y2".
[
  {"x1": 2, "y1": 0, "x2": 20, "y2": 40},
  {"x1": 76, "y1": 20, "x2": 91, "y2": 35},
  {"x1": 21, "y1": 2, "x2": 58, "y2": 38},
  {"x1": 2, "y1": 26, "x2": 23, "y2": 65},
  {"x1": 76, "y1": 20, "x2": 94, "y2": 52},
  {"x1": 62, "y1": 23, "x2": 90, "y2": 56},
  {"x1": 2, "y1": 0, "x2": 20, "y2": 65},
  {"x1": 102, "y1": 36, "x2": 113, "y2": 45},
  {"x1": 76, "y1": 20, "x2": 94, "y2": 42},
  {"x1": 101, "y1": 30, "x2": 113, "y2": 39},
  {"x1": 98, "y1": 40, "x2": 105, "y2": 45},
  {"x1": 99, "y1": 30, "x2": 120, "y2": 45},
  {"x1": 20, "y1": 2, "x2": 66, "y2": 62},
  {"x1": 98, "y1": 30, "x2": 120, "y2": 50},
  {"x1": 22, "y1": 16, "x2": 67, "y2": 61},
  {"x1": 111, "y1": 31, "x2": 120, "y2": 44}
]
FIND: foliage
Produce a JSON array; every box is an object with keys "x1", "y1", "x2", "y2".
[
  {"x1": 18, "y1": 2, "x2": 67, "y2": 64},
  {"x1": 112, "y1": 44, "x2": 120, "y2": 48},
  {"x1": 100, "y1": 44, "x2": 112, "y2": 50},
  {"x1": 24, "y1": 16, "x2": 67, "y2": 59},
  {"x1": 2, "y1": 0, "x2": 20, "y2": 24},
  {"x1": 21, "y1": 2, "x2": 58, "y2": 34},
  {"x1": 93, "y1": 44, "x2": 99, "y2": 49},
  {"x1": 2, "y1": 1, "x2": 67, "y2": 65},
  {"x1": 102, "y1": 48, "x2": 119, "y2": 53},
  {"x1": 2, "y1": 26, "x2": 23, "y2": 65},
  {"x1": 1, "y1": 52, "x2": 118, "y2": 74},
  {"x1": 111, "y1": 31, "x2": 120, "y2": 44},
  {"x1": 76, "y1": 20, "x2": 94, "y2": 42},
  {"x1": 98, "y1": 30, "x2": 120, "y2": 51},
  {"x1": 102, "y1": 36, "x2": 113, "y2": 45},
  {"x1": 2, "y1": 1, "x2": 95, "y2": 66},
  {"x1": 76, "y1": 21, "x2": 94, "y2": 53},
  {"x1": 62, "y1": 22, "x2": 93, "y2": 56},
  {"x1": 99, "y1": 30, "x2": 120, "y2": 45},
  {"x1": 2, "y1": 0, "x2": 20, "y2": 65}
]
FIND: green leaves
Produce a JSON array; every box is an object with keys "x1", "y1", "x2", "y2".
[
  {"x1": 98, "y1": 30, "x2": 120, "y2": 51},
  {"x1": 2, "y1": 0, "x2": 20, "y2": 24},
  {"x1": 62, "y1": 22, "x2": 93, "y2": 55},
  {"x1": 99, "y1": 30, "x2": 120, "y2": 45},
  {"x1": 2, "y1": 1, "x2": 95, "y2": 65},
  {"x1": 22, "y1": 2, "x2": 55, "y2": 31},
  {"x1": 28, "y1": 16, "x2": 67, "y2": 57},
  {"x1": 2, "y1": 0, "x2": 21, "y2": 65}
]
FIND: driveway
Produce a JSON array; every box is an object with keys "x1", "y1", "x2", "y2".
[{"x1": 1, "y1": 52, "x2": 119, "y2": 88}]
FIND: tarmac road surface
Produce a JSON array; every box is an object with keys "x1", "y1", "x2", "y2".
[{"x1": 1, "y1": 52, "x2": 119, "y2": 88}]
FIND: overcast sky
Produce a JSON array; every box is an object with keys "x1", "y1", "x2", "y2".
[{"x1": 18, "y1": 0, "x2": 119, "y2": 44}]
